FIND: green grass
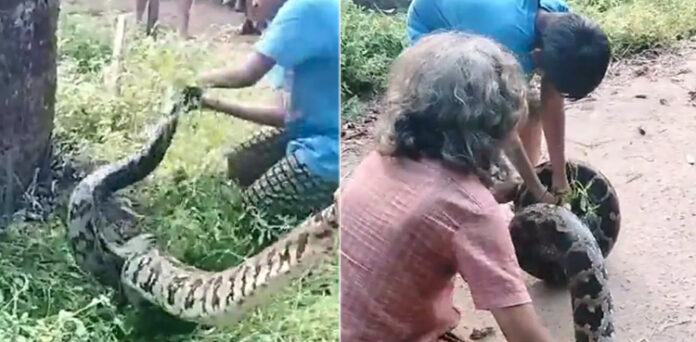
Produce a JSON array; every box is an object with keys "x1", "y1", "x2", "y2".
[
  {"x1": 340, "y1": 0, "x2": 696, "y2": 119},
  {"x1": 340, "y1": 0, "x2": 406, "y2": 119},
  {"x1": 570, "y1": 0, "x2": 696, "y2": 56},
  {"x1": 0, "y1": 11, "x2": 337, "y2": 342}
]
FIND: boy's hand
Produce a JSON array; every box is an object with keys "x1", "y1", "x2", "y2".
[
  {"x1": 200, "y1": 92, "x2": 214, "y2": 105},
  {"x1": 551, "y1": 175, "x2": 571, "y2": 205}
]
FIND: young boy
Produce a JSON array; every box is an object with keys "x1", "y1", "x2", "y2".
[
  {"x1": 341, "y1": 32, "x2": 557, "y2": 342},
  {"x1": 196, "y1": 0, "x2": 339, "y2": 218},
  {"x1": 406, "y1": 0, "x2": 611, "y2": 204}
]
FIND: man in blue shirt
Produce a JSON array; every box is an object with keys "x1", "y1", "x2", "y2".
[
  {"x1": 196, "y1": 0, "x2": 339, "y2": 218},
  {"x1": 407, "y1": 0, "x2": 611, "y2": 204}
]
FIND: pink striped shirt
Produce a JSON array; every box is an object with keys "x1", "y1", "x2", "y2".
[{"x1": 340, "y1": 151, "x2": 531, "y2": 342}]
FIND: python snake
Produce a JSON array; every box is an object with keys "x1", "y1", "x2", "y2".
[
  {"x1": 510, "y1": 160, "x2": 620, "y2": 342},
  {"x1": 67, "y1": 87, "x2": 338, "y2": 326}
]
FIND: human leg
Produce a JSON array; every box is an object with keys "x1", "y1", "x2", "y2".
[
  {"x1": 238, "y1": 18, "x2": 259, "y2": 35},
  {"x1": 145, "y1": 0, "x2": 160, "y2": 36},
  {"x1": 237, "y1": 0, "x2": 262, "y2": 36},
  {"x1": 135, "y1": 0, "x2": 148, "y2": 23},
  {"x1": 490, "y1": 86, "x2": 543, "y2": 203},
  {"x1": 178, "y1": 0, "x2": 194, "y2": 38},
  {"x1": 234, "y1": 0, "x2": 245, "y2": 12},
  {"x1": 517, "y1": 85, "x2": 544, "y2": 166}
]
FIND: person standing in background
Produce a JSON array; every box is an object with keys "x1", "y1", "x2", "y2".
[
  {"x1": 228, "y1": 0, "x2": 268, "y2": 35},
  {"x1": 134, "y1": 0, "x2": 160, "y2": 36},
  {"x1": 177, "y1": 0, "x2": 194, "y2": 38},
  {"x1": 134, "y1": 0, "x2": 193, "y2": 38}
]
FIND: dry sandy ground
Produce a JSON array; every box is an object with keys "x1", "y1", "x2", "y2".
[
  {"x1": 341, "y1": 41, "x2": 696, "y2": 341},
  {"x1": 63, "y1": 0, "x2": 249, "y2": 38}
]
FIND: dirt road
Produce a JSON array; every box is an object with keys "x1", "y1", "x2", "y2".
[
  {"x1": 63, "y1": 0, "x2": 247, "y2": 38},
  {"x1": 341, "y1": 42, "x2": 696, "y2": 341}
]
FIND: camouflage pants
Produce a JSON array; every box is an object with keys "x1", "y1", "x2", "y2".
[{"x1": 227, "y1": 127, "x2": 337, "y2": 218}]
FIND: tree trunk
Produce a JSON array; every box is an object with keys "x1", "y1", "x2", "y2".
[{"x1": 0, "y1": 0, "x2": 59, "y2": 221}]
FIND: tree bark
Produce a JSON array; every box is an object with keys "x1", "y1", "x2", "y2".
[{"x1": 0, "y1": 0, "x2": 59, "y2": 219}]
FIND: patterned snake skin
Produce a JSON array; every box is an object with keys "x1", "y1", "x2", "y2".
[
  {"x1": 112, "y1": 204, "x2": 337, "y2": 326},
  {"x1": 67, "y1": 86, "x2": 338, "y2": 326},
  {"x1": 510, "y1": 160, "x2": 621, "y2": 342}
]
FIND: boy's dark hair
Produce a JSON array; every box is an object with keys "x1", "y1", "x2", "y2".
[{"x1": 538, "y1": 13, "x2": 611, "y2": 100}]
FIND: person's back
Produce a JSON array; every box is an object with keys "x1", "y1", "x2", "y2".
[
  {"x1": 256, "y1": 0, "x2": 340, "y2": 181},
  {"x1": 407, "y1": 0, "x2": 569, "y2": 74},
  {"x1": 406, "y1": 0, "x2": 611, "y2": 207},
  {"x1": 341, "y1": 151, "x2": 524, "y2": 341},
  {"x1": 195, "y1": 0, "x2": 340, "y2": 217}
]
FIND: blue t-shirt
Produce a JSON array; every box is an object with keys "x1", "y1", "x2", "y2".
[
  {"x1": 406, "y1": 0, "x2": 569, "y2": 75},
  {"x1": 255, "y1": 0, "x2": 340, "y2": 182}
]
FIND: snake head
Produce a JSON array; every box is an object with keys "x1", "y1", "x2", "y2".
[
  {"x1": 101, "y1": 232, "x2": 157, "y2": 260},
  {"x1": 161, "y1": 85, "x2": 204, "y2": 116},
  {"x1": 180, "y1": 86, "x2": 204, "y2": 112}
]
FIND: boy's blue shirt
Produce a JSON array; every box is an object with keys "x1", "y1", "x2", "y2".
[
  {"x1": 255, "y1": 0, "x2": 340, "y2": 182},
  {"x1": 407, "y1": 0, "x2": 570, "y2": 76}
]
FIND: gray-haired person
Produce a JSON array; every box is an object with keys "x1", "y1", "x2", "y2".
[{"x1": 341, "y1": 32, "x2": 559, "y2": 342}]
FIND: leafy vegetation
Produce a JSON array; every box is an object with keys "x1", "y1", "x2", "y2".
[
  {"x1": 0, "y1": 10, "x2": 337, "y2": 342},
  {"x1": 340, "y1": 0, "x2": 406, "y2": 118},
  {"x1": 569, "y1": 0, "x2": 696, "y2": 56}
]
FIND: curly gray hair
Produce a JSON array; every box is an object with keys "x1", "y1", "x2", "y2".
[{"x1": 375, "y1": 32, "x2": 528, "y2": 185}]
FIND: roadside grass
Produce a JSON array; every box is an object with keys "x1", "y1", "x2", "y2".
[
  {"x1": 340, "y1": 0, "x2": 696, "y2": 120},
  {"x1": 0, "y1": 10, "x2": 338, "y2": 342}
]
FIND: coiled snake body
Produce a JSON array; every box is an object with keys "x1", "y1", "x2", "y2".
[
  {"x1": 67, "y1": 87, "x2": 338, "y2": 326},
  {"x1": 510, "y1": 160, "x2": 621, "y2": 342}
]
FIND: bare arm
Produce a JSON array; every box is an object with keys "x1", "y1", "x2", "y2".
[
  {"x1": 491, "y1": 303, "x2": 556, "y2": 342},
  {"x1": 201, "y1": 95, "x2": 286, "y2": 128},
  {"x1": 451, "y1": 199, "x2": 555, "y2": 342},
  {"x1": 197, "y1": 51, "x2": 275, "y2": 88},
  {"x1": 540, "y1": 76, "x2": 570, "y2": 195},
  {"x1": 503, "y1": 133, "x2": 555, "y2": 203}
]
